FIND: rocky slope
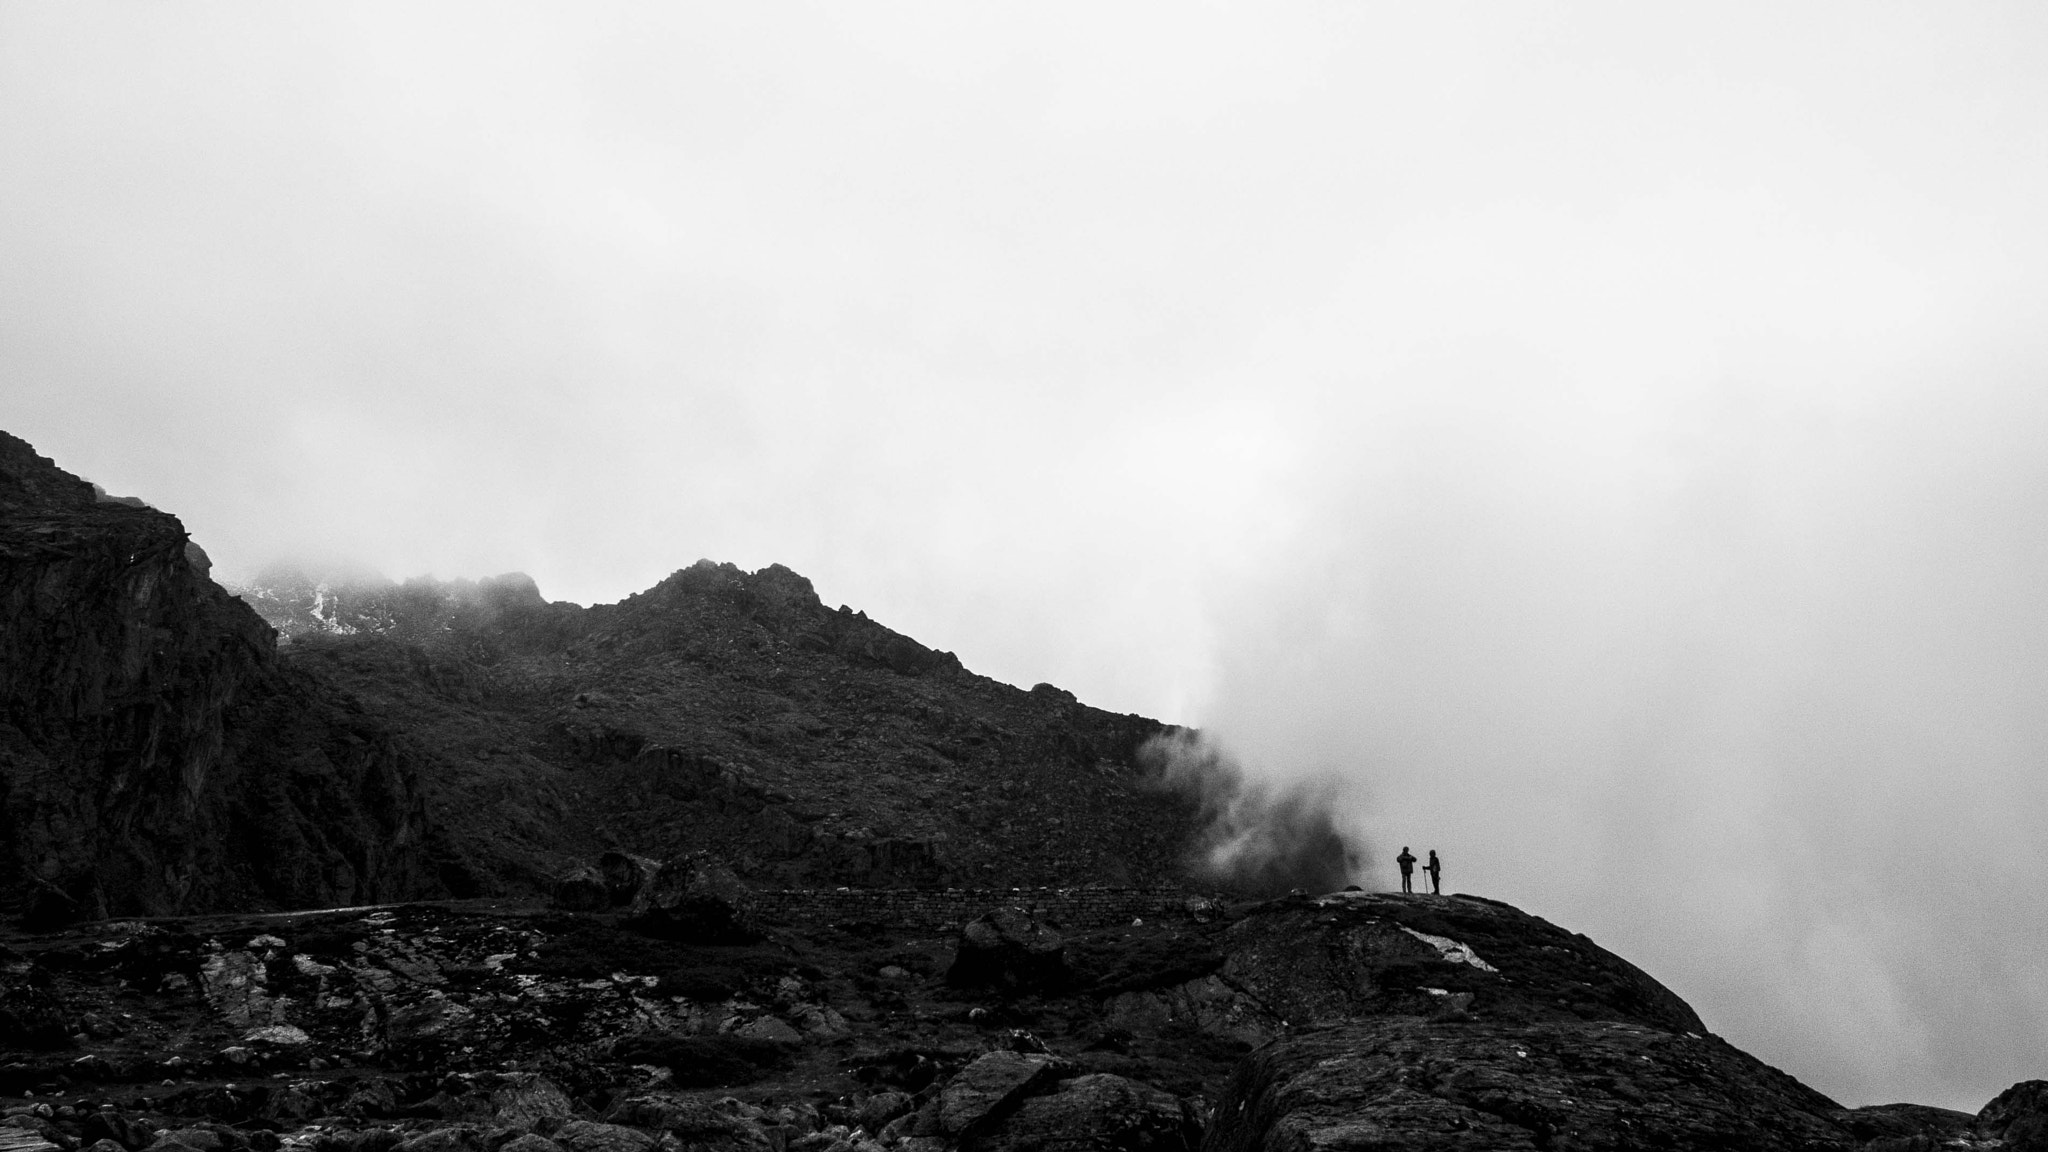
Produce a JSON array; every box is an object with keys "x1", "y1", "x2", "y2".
[
  {"x1": 224, "y1": 560, "x2": 1204, "y2": 897},
  {"x1": 2, "y1": 888, "x2": 2042, "y2": 1152},
  {"x1": 0, "y1": 434, "x2": 452, "y2": 922}
]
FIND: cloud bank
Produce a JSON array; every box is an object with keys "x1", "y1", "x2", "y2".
[{"x1": 7, "y1": 0, "x2": 2048, "y2": 1112}]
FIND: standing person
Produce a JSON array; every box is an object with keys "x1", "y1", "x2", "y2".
[
  {"x1": 1425, "y1": 849, "x2": 1442, "y2": 895},
  {"x1": 1396, "y1": 846, "x2": 1416, "y2": 894}
]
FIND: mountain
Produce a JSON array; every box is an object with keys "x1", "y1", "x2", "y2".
[
  {"x1": 220, "y1": 558, "x2": 1202, "y2": 897},
  {"x1": 0, "y1": 430, "x2": 1212, "y2": 915},
  {"x1": 3, "y1": 429, "x2": 2046, "y2": 1149}
]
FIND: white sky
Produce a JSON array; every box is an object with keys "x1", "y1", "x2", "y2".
[{"x1": 8, "y1": 2, "x2": 2048, "y2": 1111}]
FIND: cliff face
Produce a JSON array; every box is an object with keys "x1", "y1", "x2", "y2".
[{"x1": 0, "y1": 433, "x2": 449, "y2": 920}]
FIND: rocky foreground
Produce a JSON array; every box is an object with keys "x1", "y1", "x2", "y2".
[{"x1": 5, "y1": 880, "x2": 2046, "y2": 1152}]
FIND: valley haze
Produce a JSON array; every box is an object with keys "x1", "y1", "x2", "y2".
[{"x1": 9, "y1": 1, "x2": 2048, "y2": 1119}]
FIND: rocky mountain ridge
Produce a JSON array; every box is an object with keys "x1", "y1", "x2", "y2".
[
  {"x1": 220, "y1": 555, "x2": 1209, "y2": 898},
  {"x1": 7, "y1": 428, "x2": 2046, "y2": 1149},
  {"x1": 0, "y1": 429, "x2": 1215, "y2": 916}
]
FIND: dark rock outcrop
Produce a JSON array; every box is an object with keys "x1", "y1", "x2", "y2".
[
  {"x1": 0, "y1": 432, "x2": 451, "y2": 917},
  {"x1": 1979, "y1": 1080, "x2": 2048, "y2": 1150},
  {"x1": 623, "y1": 853, "x2": 761, "y2": 943},
  {"x1": 1193, "y1": 893, "x2": 1992, "y2": 1152},
  {"x1": 977, "y1": 1073, "x2": 1200, "y2": 1152},
  {"x1": 938, "y1": 1051, "x2": 1074, "y2": 1139},
  {"x1": 1204, "y1": 1020, "x2": 1853, "y2": 1152},
  {"x1": 948, "y1": 908, "x2": 1069, "y2": 994}
]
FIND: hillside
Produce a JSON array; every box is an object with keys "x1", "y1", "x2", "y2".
[
  {"x1": 4, "y1": 888, "x2": 2041, "y2": 1151},
  {"x1": 0, "y1": 428, "x2": 1217, "y2": 914},
  {"x1": 227, "y1": 558, "x2": 1204, "y2": 896}
]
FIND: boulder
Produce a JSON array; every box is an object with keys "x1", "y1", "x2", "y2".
[
  {"x1": 854, "y1": 1093, "x2": 915, "y2": 1134},
  {"x1": 81, "y1": 1113, "x2": 152, "y2": 1151},
  {"x1": 947, "y1": 908, "x2": 1067, "y2": 993},
  {"x1": 547, "y1": 1124, "x2": 652, "y2": 1152},
  {"x1": 974, "y1": 1074, "x2": 1198, "y2": 1152},
  {"x1": 550, "y1": 867, "x2": 609, "y2": 913},
  {"x1": 494, "y1": 1139, "x2": 560, "y2": 1152},
  {"x1": 736, "y1": 1016, "x2": 805, "y2": 1044},
  {"x1": 938, "y1": 1051, "x2": 1071, "y2": 1137},
  {"x1": 487, "y1": 1075, "x2": 577, "y2": 1129},
  {"x1": 604, "y1": 1096, "x2": 772, "y2": 1152},
  {"x1": 0, "y1": 1123, "x2": 61, "y2": 1147},
  {"x1": 390, "y1": 1131, "x2": 483, "y2": 1152},
  {"x1": 624, "y1": 854, "x2": 760, "y2": 943},
  {"x1": 599, "y1": 851, "x2": 660, "y2": 906},
  {"x1": 1981, "y1": 1080, "x2": 2048, "y2": 1151}
]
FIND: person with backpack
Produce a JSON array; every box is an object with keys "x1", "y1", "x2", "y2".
[
  {"x1": 1396, "y1": 846, "x2": 1417, "y2": 894},
  {"x1": 1425, "y1": 849, "x2": 1442, "y2": 895}
]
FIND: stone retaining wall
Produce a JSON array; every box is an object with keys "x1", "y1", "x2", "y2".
[{"x1": 753, "y1": 886, "x2": 1213, "y2": 932}]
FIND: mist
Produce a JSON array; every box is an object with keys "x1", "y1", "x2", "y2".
[
  {"x1": 8, "y1": 0, "x2": 2048, "y2": 1112},
  {"x1": 1139, "y1": 729, "x2": 1365, "y2": 897}
]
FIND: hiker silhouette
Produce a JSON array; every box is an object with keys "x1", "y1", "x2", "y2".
[
  {"x1": 1425, "y1": 849, "x2": 1442, "y2": 895},
  {"x1": 1396, "y1": 846, "x2": 1416, "y2": 894}
]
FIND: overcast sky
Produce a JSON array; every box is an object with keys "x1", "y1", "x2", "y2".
[{"x1": 8, "y1": 2, "x2": 2048, "y2": 1112}]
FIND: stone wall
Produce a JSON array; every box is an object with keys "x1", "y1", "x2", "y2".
[{"x1": 754, "y1": 885, "x2": 1215, "y2": 932}]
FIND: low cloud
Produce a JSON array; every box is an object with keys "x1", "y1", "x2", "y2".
[{"x1": 1141, "y1": 728, "x2": 1367, "y2": 897}]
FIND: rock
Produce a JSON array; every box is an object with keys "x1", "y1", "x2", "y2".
[
  {"x1": 349, "y1": 1130, "x2": 403, "y2": 1152},
  {"x1": 624, "y1": 854, "x2": 760, "y2": 943},
  {"x1": 80, "y1": 1141, "x2": 125, "y2": 1152},
  {"x1": 937, "y1": 1051, "x2": 1071, "y2": 1137},
  {"x1": 390, "y1": 1131, "x2": 483, "y2": 1152},
  {"x1": 736, "y1": 1017, "x2": 804, "y2": 1044},
  {"x1": 1204, "y1": 1019, "x2": 1856, "y2": 1152},
  {"x1": 493, "y1": 1138, "x2": 560, "y2": 1152},
  {"x1": 853, "y1": 1094, "x2": 914, "y2": 1134},
  {"x1": 947, "y1": 908, "x2": 1067, "y2": 993},
  {"x1": 788, "y1": 1004, "x2": 850, "y2": 1039},
  {"x1": 0, "y1": 946, "x2": 70, "y2": 1050},
  {"x1": 550, "y1": 867, "x2": 610, "y2": 913},
  {"x1": 487, "y1": 1076, "x2": 576, "y2": 1129},
  {"x1": 1981, "y1": 1080, "x2": 2048, "y2": 1150},
  {"x1": 80, "y1": 1114, "x2": 150, "y2": 1152},
  {"x1": 156, "y1": 1132, "x2": 224, "y2": 1152},
  {"x1": 973, "y1": 1074, "x2": 1198, "y2": 1152},
  {"x1": 547, "y1": 1124, "x2": 652, "y2": 1152},
  {"x1": 608, "y1": 1035, "x2": 792, "y2": 1089},
  {"x1": 599, "y1": 852, "x2": 660, "y2": 907},
  {"x1": 1829, "y1": 1102, "x2": 1975, "y2": 1146},
  {"x1": 0, "y1": 1131, "x2": 60, "y2": 1152},
  {"x1": 243, "y1": 1024, "x2": 311, "y2": 1047},
  {"x1": 603, "y1": 1095, "x2": 770, "y2": 1152},
  {"x1": 386, "y1": 997, "x2": 476, "y2": 1048}
]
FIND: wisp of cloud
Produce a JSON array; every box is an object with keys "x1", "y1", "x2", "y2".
[{"x1": 1141, "y1": 728, "x2": 1366, "y2": 897}]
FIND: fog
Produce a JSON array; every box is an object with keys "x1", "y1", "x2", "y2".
[{"x1": 8, "y1": 2, "x2": 2048, "y2": 1111}]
